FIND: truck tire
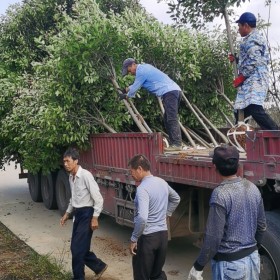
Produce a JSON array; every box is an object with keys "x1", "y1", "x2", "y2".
[
  {"x1": 41, "y1": 173, "x2": 57, "y2": 210},
  {"x1": 259, "y1": 210, "x2": 280, "y2": 280},
  {"x1": 55, "y1": 169, "x2": 71, "y2": 216},
  {"x1": 28, "y1": 173, "x2": 42, "y2": 202}
]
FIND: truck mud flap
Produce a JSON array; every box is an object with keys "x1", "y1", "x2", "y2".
[{"x1": 114, "y1": 198, "x2": 134, "y2": 227}]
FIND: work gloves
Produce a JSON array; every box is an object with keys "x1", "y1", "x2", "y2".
[
  {"x1": 233, "y1": 74, "x2": 246, "y2": 88},
  {"x1": 187, "y1": 267, "x2": 203, "y2": 280},
  {"x1": 117, "y1": 88, "x2": 127, "y2": 101},
  {"x1": 118, "y1": 93, "x2": 127, "y2": 101},
  {"x1": 228, "y1": 53, "x2": 239, "y2": 64}
]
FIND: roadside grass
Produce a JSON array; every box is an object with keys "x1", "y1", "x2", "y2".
[{"x1": 0, "y1": 222, "x2": 72, "y2": 280}]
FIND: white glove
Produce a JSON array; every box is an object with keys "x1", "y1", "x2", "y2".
[{"x1": 187, "y1": 266, "x2": 203, "y2": 280}]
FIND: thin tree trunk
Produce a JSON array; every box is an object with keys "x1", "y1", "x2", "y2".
[
  {"x1": 111, "y1": 78, "x2": 148, "y2": 133},
  {"x1": 223, "y1": 8, "x2": 244, "y2": 122},
  {"x1": 181, "y1": 92, "x2": 218, "y2": 146},
  {"x1": 192, "y1": 104, "x2": 228, "y2": 143}
]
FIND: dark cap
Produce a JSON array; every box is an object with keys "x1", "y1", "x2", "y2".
[
  {"x1": 122, "y1": 58, "x2": 136, "y2": 76},
  {"x1": 236, "y1": 12, "x2": 256, "y2": 26},
  {"x1": 212, "y1": 145, "x2": 239, "y2": 165}
]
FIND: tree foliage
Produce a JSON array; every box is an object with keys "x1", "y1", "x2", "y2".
[
  {"x1": 0, "y1": 0, "x2": 235, "y2": 173},
  {"x1": 162, "y1": 0, "x2": 248, "y2": 29}
]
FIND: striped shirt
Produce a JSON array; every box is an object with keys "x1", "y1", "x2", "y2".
[{"x1": 66, "y1": 166, "x2": 103, "y2": 217}]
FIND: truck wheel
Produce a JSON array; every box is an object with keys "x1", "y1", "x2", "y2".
[
  {"x1": 259, "y1": 210, "x2": 280, "y2": 280},
  {"x1": 55, "y1": 169, "x2": 71, "y2": 216},
  {"x1": 28, "y1": 173, "x2": 42, "y2": 202},
  {"x1": 41, "y1": 173, "x2": 57, "y2": 210}
]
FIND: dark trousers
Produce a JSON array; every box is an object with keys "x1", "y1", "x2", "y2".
[
  {"x1": 71, "y1": 207, "x2": 105, "y2": 280},
  {"x1": 132, "y1": 231, "x2": 168, "y2": 280},
  {"x1": 235, "y1": 104, "x2": 278, "y2": 130},
  {"x1": 162, "y1": 90, "x2": 182, "y2": 146}
]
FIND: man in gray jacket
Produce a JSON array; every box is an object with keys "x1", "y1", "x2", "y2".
[{"x1": 128, "y1": 154, "x2": 181, "y2": 280}]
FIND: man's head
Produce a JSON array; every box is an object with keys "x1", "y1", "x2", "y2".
[
  {"x1": 122, "y1": 58, "x2": 137, "y2": 76},
  {"x1": 63, "y1": 147, "x2": 79, "y2": 174},
  {"x1": 212, "y1": 145, "x2": 239, "y2": 176},
  {"x1": 128, "y1": 154, "x2": 151, "y2": 182},
  {"x1": 236, "y1": 12, "x2": 256, "y2": 37}
]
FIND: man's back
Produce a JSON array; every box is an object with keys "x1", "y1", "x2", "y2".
[
  {"x1": 128, "y1": 63, "x2": 181, "y2": 97},
  {"x1": 211, "y1": 177, "x2": 266, "y2": 254},
  {"x1": 132, "y1": 175, "x2": 180, "y2": 237}
]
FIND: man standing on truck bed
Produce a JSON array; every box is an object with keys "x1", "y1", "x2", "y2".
[
  {"x1": 230, "y1": 12, "x2": 278, "y2": 130},
  {"x1": 60, "y1": 148, "x2": 108, "y2": 280},
  {"x1": 128, "y1": 154, "x2": 180, "y2": 280},
  {"x1": 121, "y1": 58, "x2": 183, "y2": 151},
  {"x1": 187, "y1": 145, "x2": 267, "y2": 280}
]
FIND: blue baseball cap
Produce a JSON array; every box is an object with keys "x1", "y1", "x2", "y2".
[{"x1": 236, "y1": 12, "x2": 256, "y2": 26}]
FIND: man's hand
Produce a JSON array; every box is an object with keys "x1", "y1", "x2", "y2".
[
  {"x1": 130, "y1": 241, "x2": 137, "y2": 255},
  {"x1": 60, "y1": 212, "x2": 69, "y2": 226},
  {"x1": 117, "y1": 88, "x2": 126, "y2": 94},
  {"x1": 91, "y1": 216, "x2": 99, "y2": 231},
  {"x1": 228, "y1": 53, "x2": 239, "y2": 64},
  {"x1": 187, "y1": 266, "x2": 203, "y2": 280},
  {"x1": 228, "y1": 53, "x2": 235, "y2": 63},
  {"x1": 118, "y1": 93, "x2": 127, "y2": 101},
  {"x1": 233, "y1": 74, "x2": 246, "y2": 88}
]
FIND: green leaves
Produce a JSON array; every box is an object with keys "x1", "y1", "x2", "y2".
[
  {"x1": 0, "y1": 0, "x2": 235, "y2": 173},
  {"x1": 163, "y1": 0, "x2": 249, "y2": 28}
]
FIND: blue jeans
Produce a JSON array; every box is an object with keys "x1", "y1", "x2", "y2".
[{"x1": 211, "y1": 250, "x2": 260, "y2": 280}]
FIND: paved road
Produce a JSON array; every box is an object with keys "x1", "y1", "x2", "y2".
[{"x1": 0, "y1": 164, "x2": 212, "y2": 280}]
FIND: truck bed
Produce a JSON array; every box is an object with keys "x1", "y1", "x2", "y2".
[
  {"x1": 79, "y1": 133, "x2": 232, "y2": 189},
  {"x1": 79, "y1": 131, "x2": 280, "y2": 189}
]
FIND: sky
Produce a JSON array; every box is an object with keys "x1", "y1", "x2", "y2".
[
  {"x1": 139, "y1": 0, "x2": 280, "y2": 48},
  {"x1": 0, "y1": 0, "x2": 279, "y2": 47}
]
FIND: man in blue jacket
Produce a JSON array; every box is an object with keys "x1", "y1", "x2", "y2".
[
  {"x1": 232, "y1": 12, "x2": 278, "y2": 130},
  {"x1": 121, "y1": 58, "x2": 183, "y2": 151}
]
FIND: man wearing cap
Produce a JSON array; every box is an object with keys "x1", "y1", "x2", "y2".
[
  {"x1": 231, "y1": 12, "x2": 278, "y2": 130},
  {"x1": 121, "y1": 58, "x2": 182, "y2": 151},
  {"x1": 187, "y1": 145, "x2": 266, "y2": 280}
]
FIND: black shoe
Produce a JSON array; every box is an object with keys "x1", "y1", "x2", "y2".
[{"x1": 93, "y1": 264, "x2": 108, "y2": 280}]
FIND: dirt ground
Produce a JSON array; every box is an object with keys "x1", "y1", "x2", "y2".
[
  {"x1": 0, "y1": 221, "x2": 71, "y2": 280},
  {"x1": 0, "y1": 221, "x2": 29, "y2": 279}
]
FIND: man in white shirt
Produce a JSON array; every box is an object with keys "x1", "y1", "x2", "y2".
[{"x1": 60, "y1": 148, "x2": 107, "y2": 280}]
